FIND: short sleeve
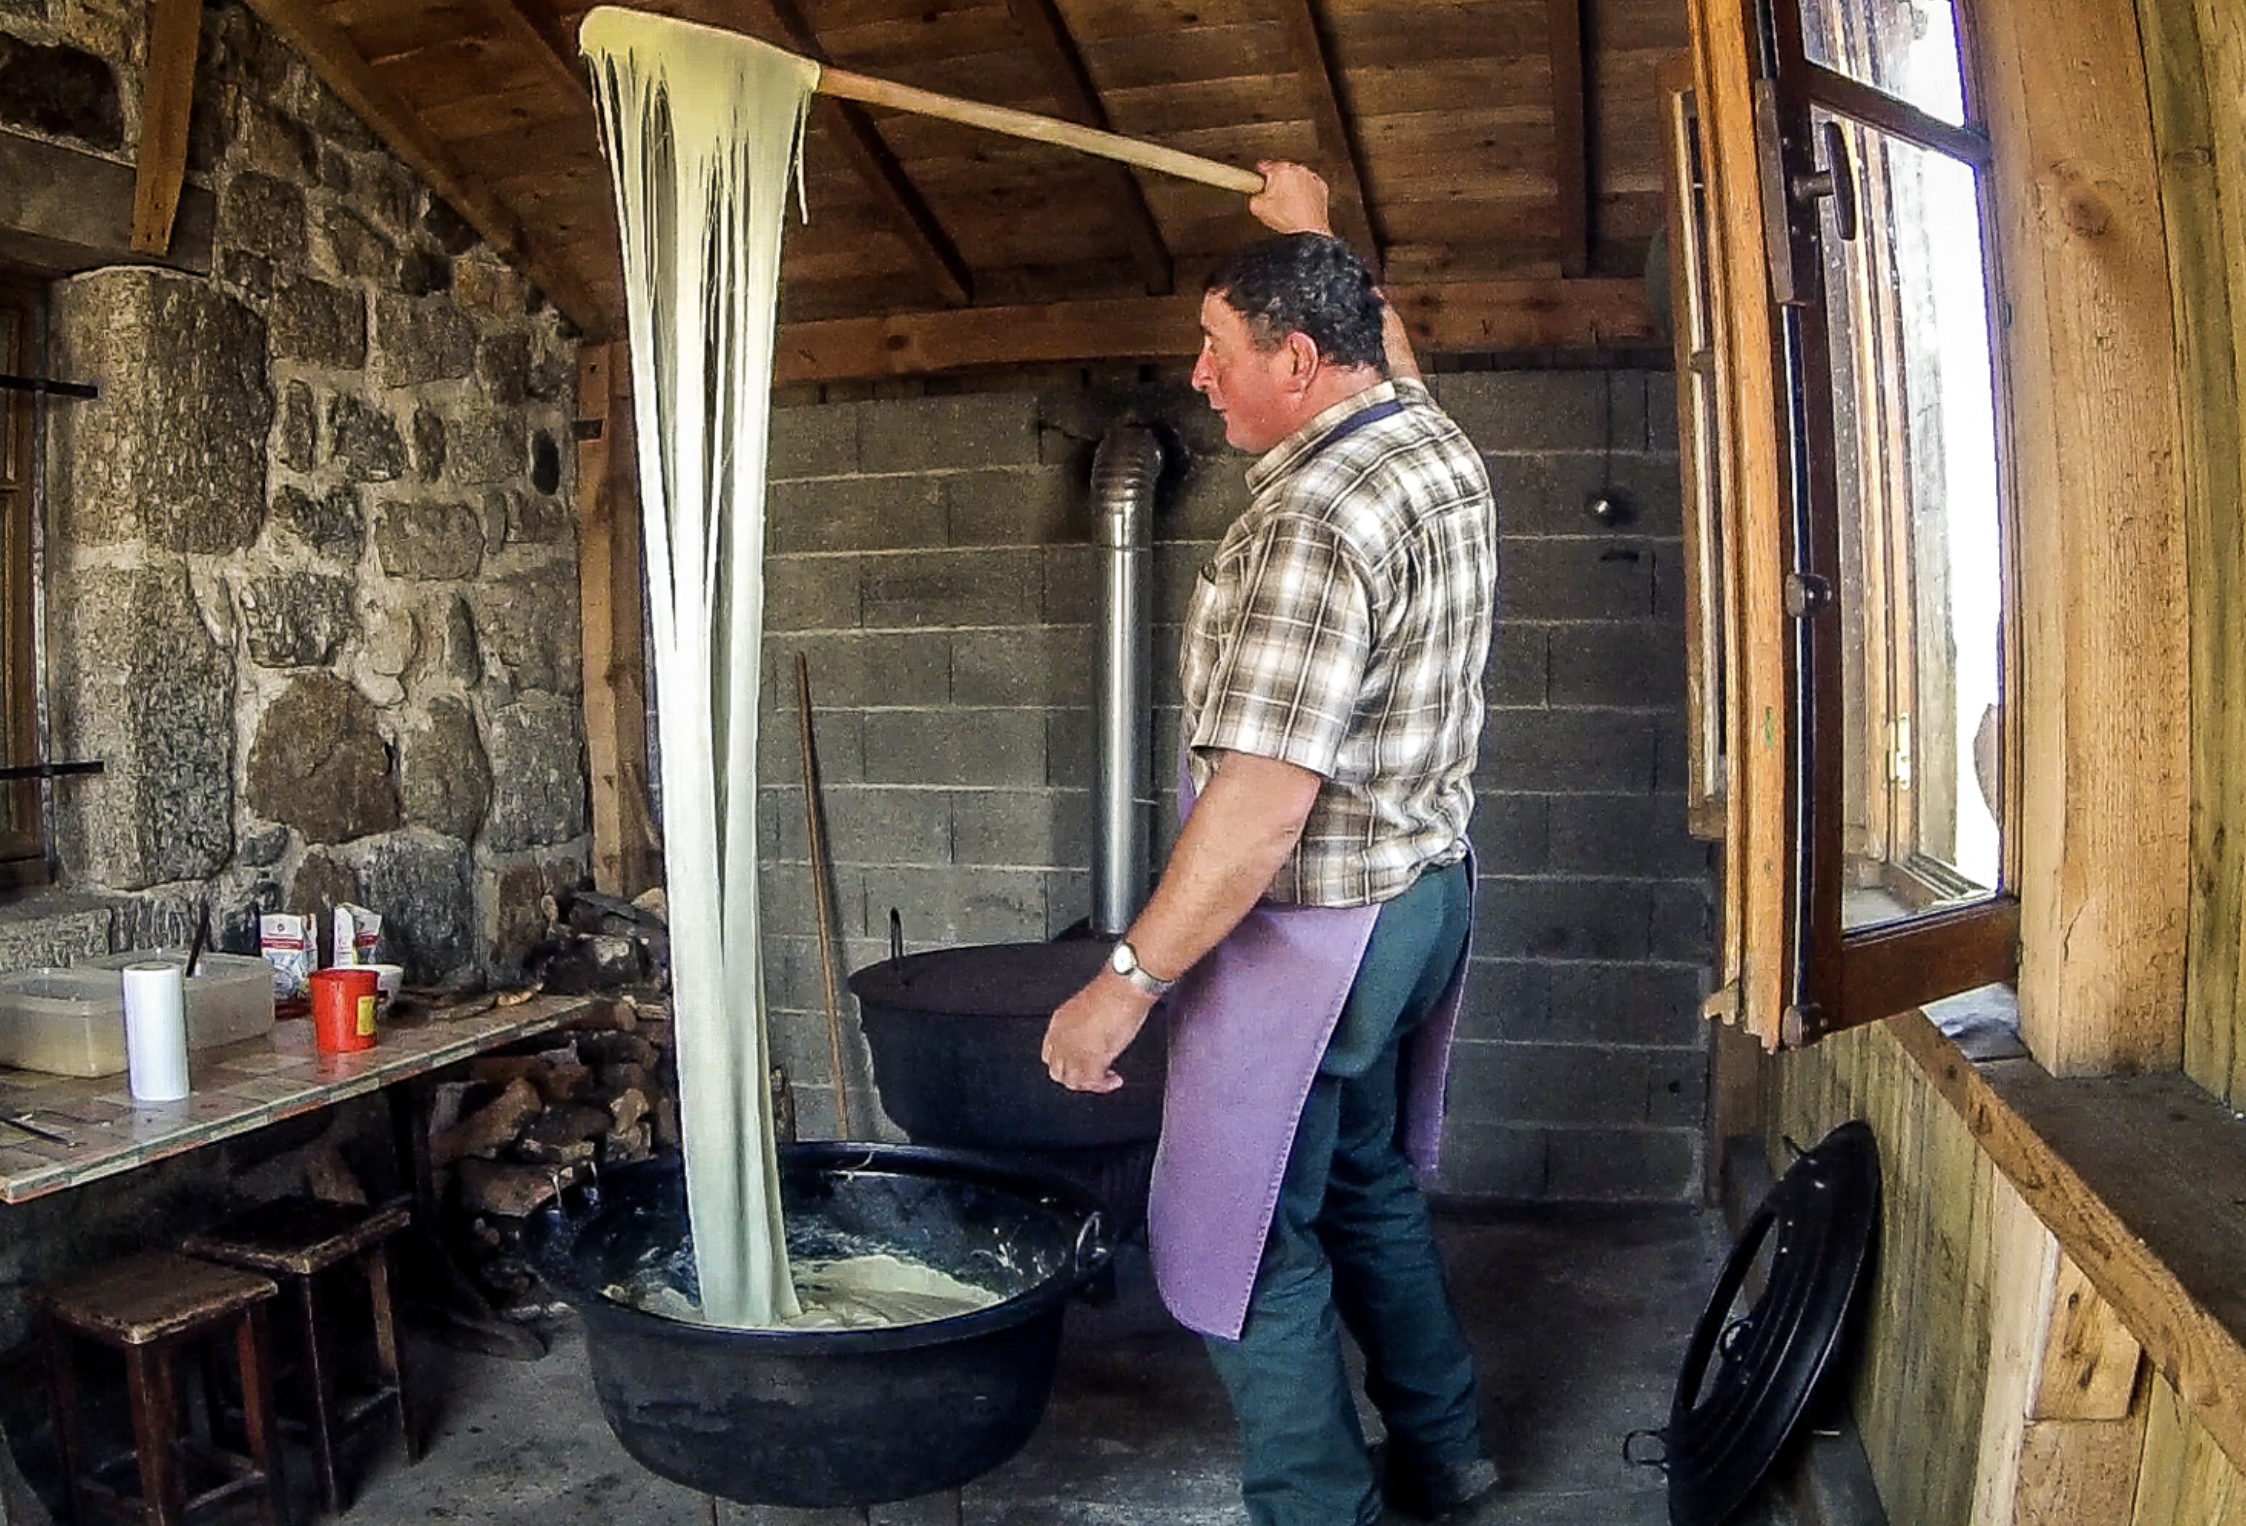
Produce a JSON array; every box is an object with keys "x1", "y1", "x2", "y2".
[{"x1": 1188, "y1": 513, "x2": 1372, "y2": 778}]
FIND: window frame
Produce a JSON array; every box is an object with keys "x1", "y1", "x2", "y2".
[
  {"x1": 0, "y1": 275, "x2": 45, "y2": 888},
  {"x1": 1678, "y1": 0, "x2": 2022, "y2": 1049}
]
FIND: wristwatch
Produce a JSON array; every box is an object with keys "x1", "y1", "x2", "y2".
[{"x1": 1107, "y1": 939, "x2": 1174, "y2": 997}]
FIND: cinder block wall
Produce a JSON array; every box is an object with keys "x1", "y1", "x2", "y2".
[{"x1": 758, "y1": 367, "x2": 1713, "y2": 1202}]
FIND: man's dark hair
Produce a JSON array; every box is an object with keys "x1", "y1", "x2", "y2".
[{"x1": 1206, "y1": 233, "x2": 1386, "y2": 371}]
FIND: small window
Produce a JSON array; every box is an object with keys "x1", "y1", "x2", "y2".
[
  {"x1": 1797, "y1": 0, "x2": 1972, "y2": 127},
  {"x1": 0, "y1": 277, "x2": 47, "y2": 887},
  {"x1": 1680, "y1": 0, "x2": 2019, "y2": 1047}
]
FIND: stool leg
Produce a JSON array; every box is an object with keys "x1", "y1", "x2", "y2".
[
  {"x1": 363, "y1": 1243, "x2": 420, "y2": 1464},
  {"x1": 41, "y1": 1320, "x2": 87, "y2": 1526},
  {"x1": 200, "y1": 1336, "x2": 231, "y2": 1450},
  {"x1": 296, "y1": 1274, "x2": 341, "y2": 1517},
  {"x1": 124, "y1": 1344, "x2": 183, "y2": 1526},
  {"x1": 237, "y1": 1305, "x2": 287, "y2": 1526}
]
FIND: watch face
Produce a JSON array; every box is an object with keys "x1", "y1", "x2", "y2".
[{"x1": 1109, "y1": 941, "x2": 1132, "y2": 975}]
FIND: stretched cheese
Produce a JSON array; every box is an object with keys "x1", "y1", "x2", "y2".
[{"x1": 581, "y1": 7, "x2": 818, "y2": 1330}]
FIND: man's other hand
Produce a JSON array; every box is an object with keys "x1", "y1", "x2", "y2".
[
  {"x1": 1250, "y1": 161, "x2": 1334, "y2": 237},
  {"x1": 1042, "y1": 972, "x2": 1156, "y2": 1093}
]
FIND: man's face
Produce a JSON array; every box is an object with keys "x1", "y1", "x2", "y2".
[{"x1": 1191, "y1": 291, "x2": 1301, "y2": 454}]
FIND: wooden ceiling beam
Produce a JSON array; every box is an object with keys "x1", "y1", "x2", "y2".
[
  {"x1": 1544, "y1": 0, "x2": 1591, "y2": 277},
  {"x1": 131, "y1": 0, "x2": 202, "y2": 254},
  {"x1": 773, "y1": 278, "x2": 1657, "y2": 383},
  {"x1": 1003, "y1": 0, "x2": 1174, "y2": 296},
  {"x1": 239, "y1": 0, "x2": 612, "y2": 336},
  {"x1": 473, "y1": 0, "x2": 592, "y2": 108},
  {"x1": 741, "y1": 0, "x2": 975, "y2": 308},
  {"x1": 1272, "y1": 0, "x2": 1384, "y2": 273}
]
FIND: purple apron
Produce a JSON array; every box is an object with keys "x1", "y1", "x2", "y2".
[{"x1": 1147, "y1": 761, "x2": 1472, "y2": 1340}]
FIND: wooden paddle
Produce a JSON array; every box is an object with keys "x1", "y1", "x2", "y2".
[{"x1": 817, "y1": 67, "x2": 1266, "y2": 195}]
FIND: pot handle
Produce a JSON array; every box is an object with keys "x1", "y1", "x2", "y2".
[{"x1": 1070, "y1": 1209, "x2": 1114, "y2": 1290}]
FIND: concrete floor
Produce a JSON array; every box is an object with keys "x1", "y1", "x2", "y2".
[
  {"x1": 10, "y1": 1204, "x2": 1801, "y2": 1526},
  {"x1": 286, "y1": 1205, "x2": 1766, "y2": 1526}
]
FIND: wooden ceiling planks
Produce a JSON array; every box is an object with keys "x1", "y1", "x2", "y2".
[
  {"x1": 251, "y1": 0, "x2": 1689, "y2": 365},
  {"x1": 736, "y1": 0, "x2": 978, "y2": 306},
  {"x1": 1268, "y1": 0, "x2": 1384, "y2": 264},
  {"x1": 247, "y1": 0, "x2": 613, "y2": 333},
  {"x1": 1003, "y1": 0, "x2": 1175, "y2": 293}
]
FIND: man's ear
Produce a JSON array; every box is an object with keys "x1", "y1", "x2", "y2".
[{"x1": 1284, "y1": 331, "x2": 1320, "y2": 392}]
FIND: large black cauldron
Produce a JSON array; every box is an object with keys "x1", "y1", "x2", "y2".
[
  {"x1": 849, "y1": 939, "x2": 1166, "y2": 1149},
  {"x1": 529, "y1": 1144, "x2": 1109, "y2": 1509}
]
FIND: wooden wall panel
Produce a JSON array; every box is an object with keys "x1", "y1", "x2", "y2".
[
  {"x1": 2137, "y1": 0, "x2": 2246, "y2": 1108},
  {"x1": 2134, "y1": 1375, "x2": 2246, "y2": 1526},
  {"x1": 1974, "y1": 0, "x2": 2190, "y2": 1074},
  {"x1": 1768, "y1": 1025, "x2": 1997, "y2": 1526}
]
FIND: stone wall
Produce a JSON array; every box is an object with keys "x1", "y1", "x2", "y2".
[
  {"x1": 758, "y1": 368, "x2": 1715, "y2": 1202},
  {"x1": 0, "y1": 0, "x2": 588, "y2": 984}
]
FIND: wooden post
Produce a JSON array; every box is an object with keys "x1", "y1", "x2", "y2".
[
  {"x1": 1974, "y1": 0, "x2": 2190, "y2": 1074},
  {"x1": 2137, "y1": 0, "x2": 2246, "y2": 1107},
  {"x1": 131, "y1": 0, "x2": 201, "y2": 255},
  {"x1": 575, "y1": 344, "x2": 661, "y2": 898}
]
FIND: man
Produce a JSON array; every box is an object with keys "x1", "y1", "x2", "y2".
[{"x1": 1043, "y1": 162, "x2": 1501, "y2": 1526}]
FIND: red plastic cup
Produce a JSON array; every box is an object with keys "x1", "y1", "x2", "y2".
[{"x1": 310, "y1": 967, "x2": 381, "y2": 1054}]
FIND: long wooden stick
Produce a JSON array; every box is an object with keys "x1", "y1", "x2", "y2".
[
  {"x1": 819, "y1": 66, "x2": 1265, "y2": 195},
  {"x1": 796, "y1": 653, "x2": 855, "y2": 1138}
]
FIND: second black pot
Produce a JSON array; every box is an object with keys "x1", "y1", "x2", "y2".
[{"x1": 849, "y1": 939, "x2": 1167, "y2": 1150}]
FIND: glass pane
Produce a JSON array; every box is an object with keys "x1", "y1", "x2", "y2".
[
  {"x1": 1797, "y1": 0, "x2": 1970, "y2": 127},
  {"x1": 1820, "y1": 116, "x2": 2003, "y2": 931}
]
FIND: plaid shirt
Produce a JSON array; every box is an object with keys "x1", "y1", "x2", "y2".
[{"x1": 1181, "y1": 379, "x2": 1497, "y2": 907}]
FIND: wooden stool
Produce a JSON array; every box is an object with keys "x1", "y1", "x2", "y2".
[
  {"x1": 34, "y1": 1251, "x2": 287, "y2": 1526},
  {"x1": 181, "y1": 1198, "x2": 420, "y2": 1517}
]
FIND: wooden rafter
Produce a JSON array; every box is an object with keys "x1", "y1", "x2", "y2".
[
  {"x1": 474, "y1": 0, "x2": 592, "y2": 107},
  {"x1": 1545, "y1": 0, "x2": 1591, "y2": 276},
  {"x1": 773, "y1": 278, "x2": 1656, "y2": 383},
  {"x1": 1271, "y1": 0, "x2": 1383, "y2": 271},
  {"x1": 131, "y1": 0, "x2": 202, "y2": 254},
  {"x1": 741, "y1": 0, "x2": 975, "y2": 308},
  {"x1": 239, "y1": 0, "x2": 611, "y2": 335},
  {"x1": 1003, "y1": 0, "x2": 1174, "y2": 295}
]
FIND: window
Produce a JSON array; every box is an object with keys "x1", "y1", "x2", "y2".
[
  {"x1": 0, "y1": 277, "x2": 45, "y2": 887},
  {"x1": 1676, "y1": 0, "x2": 2018, "y2": 1047}
]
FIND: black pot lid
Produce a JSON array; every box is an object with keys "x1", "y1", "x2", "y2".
[
  {"x1": 1663, "y1": 1119, "x2": 1881, "y2": 1526},
  {"x1": 846, "y1": 940, "x2": 1114, "y2": 1019}
]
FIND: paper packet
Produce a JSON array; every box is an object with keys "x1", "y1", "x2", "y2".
[
  {"x1": 260, "y1": 912, "x2": 315, "y2": 1000},
  {"x1": 332, "y1": 903, "x2": 382, "y2": 966}
]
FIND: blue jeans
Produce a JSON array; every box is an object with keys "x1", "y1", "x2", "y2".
[{"x1": 1202, "y1": 860, "x2": 1483, "y2": 1526}]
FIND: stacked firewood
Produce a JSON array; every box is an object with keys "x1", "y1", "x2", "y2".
[
  {"x1": 430, "y1": 993, "x2": 681, "y2": 1314},
  {"x1": 529, "y1": 888, "x2": 673, "y2": 996}
]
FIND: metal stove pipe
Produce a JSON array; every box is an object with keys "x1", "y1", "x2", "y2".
[{"x1": 1091, "y1": 425, "x2": 1164, "y2": 936}]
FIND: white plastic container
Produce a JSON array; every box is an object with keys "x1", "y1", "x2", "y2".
[{"x1": 0, "y1": 952, "x2": 277, "y2": 1077}]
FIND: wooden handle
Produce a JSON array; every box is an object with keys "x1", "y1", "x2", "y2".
[{"x1": 819, "y1": 66, "x2": 1266, "y2": 195}]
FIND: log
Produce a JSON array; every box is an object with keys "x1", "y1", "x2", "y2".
[
  {"x1": 432, "y1": 1077, "x2": 543, "y2": 1167},
  {"x1": 577, "y1": 1032, "x2": 658, "y2": 1068},
  {"x1": 456, "y1": 1159, "x2": 569, "y2": 1218},
  {"x1": 609, "y1": 1087, "x2": 650, "y2": 1134}
]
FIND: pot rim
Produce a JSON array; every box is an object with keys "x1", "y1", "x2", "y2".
[{"x1": 529, "y1": 1142, "x2": 1110, "y2": 1354}]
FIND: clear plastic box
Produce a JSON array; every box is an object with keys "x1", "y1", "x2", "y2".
[{"x1": 0, "y1": 952, "x2": 277, "y2": 1077}]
